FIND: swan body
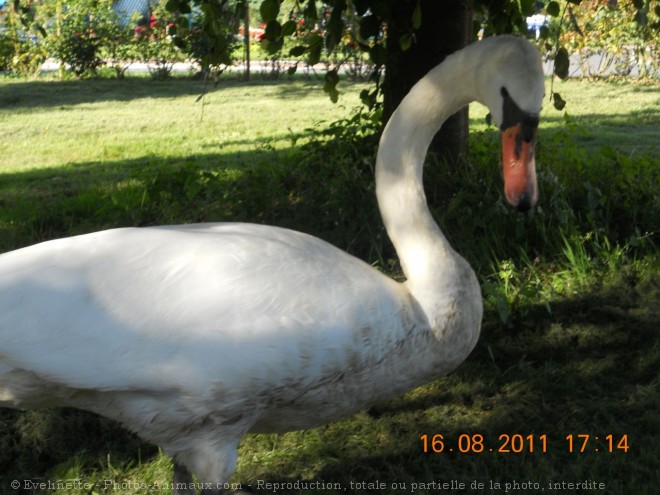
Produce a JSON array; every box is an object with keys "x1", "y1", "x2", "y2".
[{"x1": 0, "y1": 35, "x2": 544, "y2": 489}]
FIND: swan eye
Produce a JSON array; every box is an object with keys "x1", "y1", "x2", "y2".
[{"x1": 500, "y1": 87, "x2": 509, "y2": 98}]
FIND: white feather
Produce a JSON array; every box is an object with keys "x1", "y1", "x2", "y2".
[{"x1": 0, "y1": 35, "x2": 544, "y2": 486}]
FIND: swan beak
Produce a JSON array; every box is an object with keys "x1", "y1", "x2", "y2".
[{"x1": 501, "y1": 124, "x2": 538, "y2": 212}]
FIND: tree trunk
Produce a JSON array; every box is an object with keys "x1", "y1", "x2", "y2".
[{"x1": 383, "y1": 0, "x2": 473, "y2": 163}]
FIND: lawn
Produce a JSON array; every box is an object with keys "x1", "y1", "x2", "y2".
[{"x1": 0, "y1": 74, "x2": 658, "y2": 494}]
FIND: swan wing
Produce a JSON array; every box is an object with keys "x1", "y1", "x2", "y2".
[{"x1": 0, "y1": 224, "x2": 409, "y2": 407}]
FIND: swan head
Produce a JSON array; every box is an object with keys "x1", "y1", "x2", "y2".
[{"x1": 475, "y1": 36, "x2": 545, "y2": 212}]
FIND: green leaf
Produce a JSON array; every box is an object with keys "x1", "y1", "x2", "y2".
[
  {"x1": 546, "y1": 1, "x2": 560, "y2": 17},
  {"x1": 399, "y1": 32, "x2": 413, "y2": 52},
  {"x1": 354, "y1": 0, "x2": 370, "y2": 16},
  {"x1": 360, "y1": 15, "x2": 381, "y2": 40},
  {"x1": 360, "y1": 88, "x2": 376, "y2": 108},
  {"x1": 260, "y1": 0, "x2": 280, "y2": 23},
  {"x1": 172, "y1": 35, "x2": 186, "y2": 50},
  {"x1": 326, "y1": 0, "x2": 346, "y2": 52},
  {"x1": 412, "y1": 1, "x2": 422, "y2": 30},
  {"x1": 33, "y1": 23, "x2": 47, "y2": 38},
  {"x1": 307, "y1": 33, "x2": 323, "y2": 65},
  {"x1": 265, "y1": 20, "x2": 282, "y2": 40},
  {"x1": 324, "y1": 69, "x2": 340, "y2": 103},
  {"x1": 165, "y1": 0, "x2": 191, "y2": 14},
  {"x1": 634, "y1": 9, "x2": 648, "y2": 26},
  {"x1": 496, "y1": 295, "x2": 510, "y2": 324},
  {"x1": 304, "y1": 0, "x2": 318, "y2": 22},
  {"x1": 263, "y1": 37, "x2": 284, "y2": 55},
  {"x1": 281, "y1": 20, "x2": 297, "y2": 37},
  {"x1": 520, "y1": 0, "x2": 534, "y2": 17},
  {"x1": 632, "y1": 0, "x2": 644, "y2": 8},
  {"x1": 369, "y1": 44, "x2": 386, "y2": 66},
  {"x1": 554, "y1": 47, "x2": 570, "y2": 79},
  {"x1": 568, "y1": 8, "x2": 584, "y2": 35},
  {"x1": 552, "y1": 92, "x2": 566, "y2": 110},
  {"x1": 289, "y1": 45, "x2": 306, "y2": 57}
]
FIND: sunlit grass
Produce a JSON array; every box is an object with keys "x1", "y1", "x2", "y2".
[{"x1": 0, "y1": 77, "x2": 366, "y2": 172}]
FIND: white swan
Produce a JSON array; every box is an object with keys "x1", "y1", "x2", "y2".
[{"x1": 0, "y1": 35, "x2": 543, "y2": 494}]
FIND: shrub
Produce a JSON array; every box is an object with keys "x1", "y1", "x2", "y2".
[
  {"x1": 560, "y1": 1, "x2": 659, "y2": 79},
  {"x1": 0, "y1": 3, "x2": 47, "y2": 77},
  {"x1": 48, "y1": 0, "x2": 105, "y2": 78},
  {"x1": 94, "y1": 3, "x2": 140, "y2": 79},
  {"x1": 134, "y1": 4, "x2": 186, "y2": 80}
]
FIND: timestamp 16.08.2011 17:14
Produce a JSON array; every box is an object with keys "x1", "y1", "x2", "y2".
[{"x1": 419, "y1": 433, "x2": 630, "y2": 454}]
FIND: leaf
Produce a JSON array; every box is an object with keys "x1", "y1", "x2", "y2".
[
  {"x1": 360, "y1": 15, "x2": 381, "y2": 40},
  {"x1": 632, "y1": 0, "x2": 644, "y2": 8},
  {"x1": 546, "y1": 1, "x2": 560, "y2": 17},
  {"x1": 496, "y1": 294, "x2": 510, "y2": 324},
  {"x1": 324, "y1": 70, "x2": 340, "y2": 103},
  {"x1": 567, "y1": 0, "x2": 582, "y2": 4},
  {"x1": 289, "y1": 45, "x2": 306, "y2": 57},
  {"x1": 552, "y1": 92, "x2": 566, "y2": 110},
  {"x1": 265, "y1": 20, "x2": 282, "y2": 41},
  {"x1": 304, "y1": 0, "x2": 318, "y2": 23},
  {"x1": 281, "y1": 20, "x2": 297, "y2": 37},
  {"x1": 307, "y1": 33, "x2": 323, "y2": 65},
  {"x1": 568, "y1": 7, "x2": 584, "y2": 36},
  {"x1": 287, "y1": 64, "x2": 298, "y2": 75},
  {"x1": 369, "y1": 44, "x2": 386, "y2": 66},
  {"x1": 520, "y1": 0, "x2": 535, "y2": 17},
  {"x1": 412, "y1": 1, "x2": 422, "y2": 30},
  {"x1": 33, "y1": 23, "x2": 47, "y2": 38},
  {"x1": 399, "y1": 32, "x2": 413, "y2": 52},
  {"x1": 260, "y1": 0, "x2": 280, "y2": 23},
  {"x1": 263, "y1": 37, "x2": 284, "y2": 55},
  {"x1": 354, "y1": 0, "x2": 370, "y2": 16},
  {"x1": 360, "y1": 88, "x2": 376, "y2": 108},
  {"x1": 634, "y1": 9, "x2": 648, "y2": 26},
  {"x1": 554, "y1": 47, "x2": 570, "y2": 79},
  {"x1": 165, "y1": 0, "x2": 191, "y2": 14},
  {"x1": 326, "y1": 0, "x2": 346, "y2": 52}
]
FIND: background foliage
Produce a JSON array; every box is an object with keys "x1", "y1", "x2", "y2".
[{"x1": 1, "y1": 0, "x2": 657, "y2": 86}]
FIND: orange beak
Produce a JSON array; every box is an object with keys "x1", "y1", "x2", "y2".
[{"x1": 501, "y1": 124, "x2": 538, "y2": 212}]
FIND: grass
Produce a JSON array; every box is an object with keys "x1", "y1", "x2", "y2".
[
  {"x1": 0, "y1": 74, "x2": 658, "y2": 494},
  {"x1": 0, "y1": 77, "x2": 365, "y2": 172}
]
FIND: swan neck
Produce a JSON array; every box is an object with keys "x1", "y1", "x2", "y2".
[{"x1": 375, "y1": 51, "x2": 476, "y2": 285}]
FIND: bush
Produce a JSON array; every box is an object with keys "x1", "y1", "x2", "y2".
[
  {"x1": 0, "y1": 3, "x2": 47, "y2": 77},
  {"x1": 560, "y1": 1, "x2": 659, "y2": 79},
  {"x1": 95, "y1": 3, "x2": 140, "y2": 79},
  {"x1": 48, "y1": 0, "x2": 105, "y2": 78},
  {"x1": 134, "y1": 3, "x2": 186, "y2": 80}
]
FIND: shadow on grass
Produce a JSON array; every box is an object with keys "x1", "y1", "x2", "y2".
[
  {"x1": 235, "y1": 272, "x2": 659, "y2": 493},
  {"x1": 0, "y1": 77, "x2": 343, "y2": 110},
  {"x1": 0, "y1": 141, "x2": 386, "y2": 263},
  {"x1": 1, "y1": 272, "x2": 656, "y2": 493}
]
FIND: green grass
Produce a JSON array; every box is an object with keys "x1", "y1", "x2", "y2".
[
  {"x1": 0, "y1": 74, "x2": 658, "y2": 494},
  {"x1": 0, "y1": 77, "x2": 365, "y2": 172}
]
